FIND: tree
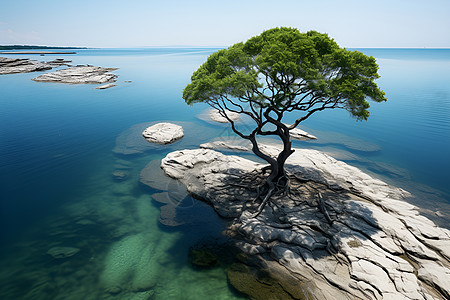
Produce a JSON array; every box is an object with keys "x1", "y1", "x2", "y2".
[{"x1": 183, "y1": 27, "x2": 386, "y2": 215}]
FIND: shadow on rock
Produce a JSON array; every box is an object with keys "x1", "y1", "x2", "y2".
[{"x1": 158, "y1": 148, "x2": 450, "y2": 300}]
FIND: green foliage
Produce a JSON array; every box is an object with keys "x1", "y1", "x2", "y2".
[{"x1": 183, "y1": 27, "x2": 386, "y2": 122}]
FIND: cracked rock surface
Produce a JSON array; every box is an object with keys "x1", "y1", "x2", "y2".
[
  {"x1": 0, "y1": 57, "x2": 53, "y2": 74},
  {"x1": 142, "y1": 123, "x2": 184, "y2": 145},
  {"x1": 208, "y1": 109, "x2": 241, "y2": 123},
  {"x1": 32, "y1": 66, "x2": 118, "y2": 84},
  {"x1": 160, "y1": 147, "x2": 450, "y2": 299}
]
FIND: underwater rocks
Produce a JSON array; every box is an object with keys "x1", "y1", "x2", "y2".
[
  {"x1": 112, "y1": 170, "x2": 129, "y2": 181},
  {"x1": 114, "y1": 121, "x2": 209, "y2": 156},
  {"x1": 289, "y1": 127, "x2": 317, "y2": 140},
  {"x1": 189, "y1": 247, "x2": 219, "y2": 268},
  {"x1": 100, "y1": 233, "x2": 159, "y2": 292},
  {"x1": 227, "y1": 261, "x2": 308, "y2": 300},
  {"x1": 47, "y1": 246, "x2": 80, "y2": 259},
  {"x1": 0, "y1": 57, "x2": 53, "y2": 74},
  {"x1": 161, "y1": 148, "x2": 450, "y2": 299},
  {"x1": 142, "y1": 122, "x2": 184, "y2": 145},
  {"x1": 95, "y1": 83, "x2": 116, "y2": 89},
  {"x1": 32, "y1": 66, "x2": 118, "y2": 84},
  {"x1": 0, "y1": 56, "x2": 119, "y2": 86},
  {"x1": 46, "y1": 58, "x2": 72, "y2": 66},
  {"x1": 208, "y1": 109, "x2": 241, "y2": 123},
  {"x1": 200, "y1": 140, "x2": 250, "y2": 152}
]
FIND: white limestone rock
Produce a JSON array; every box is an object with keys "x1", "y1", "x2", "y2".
[
  {"x1": 161, "y1": 149, "x2": 260, "y2": 217},
  {"x1": 0, "y1": 57, "x2": 52, "y2": 74},
  {"x1": 160, "y1": 147, "x2": 450, "y2": 299},
  {"x1": 351, "y1": 259, "x2": 397, "y2": 294},
  {"x1": 289, "y1": 127, "x2": 317, "y2": 140},
  {"x1": 200, "y1": 140, "x2": 250, "y2": 152},
  {"x1": 32, "y1": 66, "x2": 118, "y2": 84},
  {"x1": 95, "y1": 83, "x2": 116, "y2": 89},
  {"x1": 417, "y1": 260, "x2": 450, "y2": 299},
  {"x1": 208, "y1": 109, "x2": 240, "y2": 123},
  {"x1": 142, "y1": 123, "x2": 184, "y2": 145}
]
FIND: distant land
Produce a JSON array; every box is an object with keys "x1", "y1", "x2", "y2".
[{"x1": 0, "y1": 45, "x2": 88, "y2": 50}]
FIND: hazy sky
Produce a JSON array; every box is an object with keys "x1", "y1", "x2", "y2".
[{"x1": 1, "y1": 0, "x2": 449, "y2": 48}]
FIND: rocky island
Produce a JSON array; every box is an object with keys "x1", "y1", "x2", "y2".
[
  {"x1": 0, "y1": 57, "x2": 53, "y2": 74},
  {"x1": 32, "y1": 66, "x2": 118, "y2": 84},
  {"x1": 142, "y1": 123, "x2": 184, "y2": 144},
  {"x1": 150, "y1": 144, "x2": 450, "y2": 299},
  {"x1": 1, "y1": 56, "x2": 118, "y2": 85},
  {"x1": 0, "y1": 51, "x2": 76, "y2": 54}
]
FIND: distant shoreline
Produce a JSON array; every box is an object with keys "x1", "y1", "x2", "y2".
[
  {"x1": 0, "y1": 51, "x2": 76, "y2": 54},
  {"x1": 0, "y1": 45, "x2": 87, "y2": 50}
]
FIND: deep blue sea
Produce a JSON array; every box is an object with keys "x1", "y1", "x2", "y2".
[{"x1": 0, "y1": 48, "x2": 449, "y2": 299}]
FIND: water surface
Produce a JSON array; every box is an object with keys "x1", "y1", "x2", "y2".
[{"x1": 0, "y1": 48, "x2": 449, "y2": 299}]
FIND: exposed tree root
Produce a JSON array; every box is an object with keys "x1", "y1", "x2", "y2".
[
  {"x1": 318, "y1": 192, "x2": 333, "y2": 225},
  {"x1": 250, "y1": 185, "x2": 275, "y2": 218},
  {"x1": 250, "y1": 174, "x2": 291, "y2": 218},
  {"x1": 246, "y1": 171, "x2": 336, "y2": 224}
]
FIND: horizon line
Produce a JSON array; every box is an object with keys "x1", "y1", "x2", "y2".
[{"x1": 2, "y1": 44, "x2": 450, "y2": 50}]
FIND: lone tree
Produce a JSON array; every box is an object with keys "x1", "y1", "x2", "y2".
[{"x1": 183, "y1": 27, "x2": 386, "y2": 214}]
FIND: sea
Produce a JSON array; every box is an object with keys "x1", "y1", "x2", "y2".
[{"x1": 0, "y1": 48, "x2": 449, "y2": 299}]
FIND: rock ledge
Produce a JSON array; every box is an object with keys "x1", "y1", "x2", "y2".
[
  {"x1": 32, "y1": 66, "x2": 118, "y2": 84},
  {"x1": 142, "y1": 123, "x2": 184, "y2": 145},
  {"x1": 160, "y1": 147, "x2": 450, "y2": 299}
]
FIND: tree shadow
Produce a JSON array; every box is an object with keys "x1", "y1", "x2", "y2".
[{"x1": 142, "y1": 153, "x2": 450, "y2": 299}]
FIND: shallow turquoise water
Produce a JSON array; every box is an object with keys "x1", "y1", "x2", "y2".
[{"x1": 0, "y1": 48, "x2": 449, "y2": 299}]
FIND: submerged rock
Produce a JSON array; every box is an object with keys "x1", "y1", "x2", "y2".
[
  {"x1": 189, "y1": 248, "x2": 219, "y2": 268},
  {"x1": 200, "y1": 140, "x2": 250, "y2": 152},
  {"x1": 227, "y1": 262, "x2": 306, "y2": 300},
  {"x1": 161, "y1": 147, "x2": 450, "y2": 299},
  {"x1": 0, "y1": 57, "x2": 52, "y2": 74},
  {"x1": 289, "y1": 127, "x2": 317, "y2": 140},
  {"x1": 47, "y1": 58, "x2": 72, "y2": 66},
  {"x1": 208, "y1": 109, "x2": 241, "y2": 123},
  {"x1": 114, "y1": 122, "x2": 206, "y2": 156},
  {"x1": 95, "y1": 83, "x2": 116, "y2": 89},
  {"x1": 112, "y1": 170, "x2": 129, "y2": 181},
  {"x1": 32, "y1": 66, "x2": 118, "y2": 84},
  {"x1": 142, "y1": 122, "x2": 184, "y2": 145},
  {"x1": 100, "y1": 233, "x2": 158, "y2": 292},
  {"x1": 47, "y1": 246, "x2": 80, "y2": 259},
  {"x1": 105, "y1": 286, "x2": 122, "y2": 295}
]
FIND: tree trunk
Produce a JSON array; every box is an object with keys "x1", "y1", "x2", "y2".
[{"x1": 248, "y1": 125, "x2": 294, "y2": 216}]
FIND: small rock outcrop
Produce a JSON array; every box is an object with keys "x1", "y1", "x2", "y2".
[
  {"x1": 200, "y1": 140, "x2": 249, "y2": 152},
  {"x1": 95, "y1": 83, "x2": 116, "y2": 89},
  {"x1": 142, "y1": 123, "x2": 184, "y2": 145},
  {"x1": 208, "y1": 109, "x2": 240, "y2": 123},
  {"x1": 32, "y1": 66, "x2": 118, "y2": 84},
  {"x1": 289, "y1": 127, "x2": 317, "y2": 140},
  {"x1": 114, "y1": 122, "x2": 203, "y2": 156},
  {"x1": 161, "y1": 147, "x2": 450, "y2": 299},
  {"x1": 0, "y1": 57, "x2": 52, "y2": 74},
  {"x1": 47, "y1": 246, "x2": 80, "y2": 259},
  {"x1": 47, "y1": 58, "x2": 72, "y2": 66}
]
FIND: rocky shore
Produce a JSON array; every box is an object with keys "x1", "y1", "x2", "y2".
[
  {"x1": 32, "y1": 66, "x2": 118, "y2": 84},
  {"x1": 1, "y1": 56, "x2": 118, "y2": 85},
  {"x1": 0, "y1": 57, "x2": 53, "y2": 74},
  {"x1": 158, "y1": 146, "x2": 450, "y2": 299},
  {"x1": 142, "y1": 123, "x2": 184, "y2": 145},
  {"x1": 0, "y1": 51, "x2": 76, "y2": 54}
]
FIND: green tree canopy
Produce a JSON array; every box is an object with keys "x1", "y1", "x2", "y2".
[{"x1": 183, "y1": 27, "x2": 386, "y2": 215}]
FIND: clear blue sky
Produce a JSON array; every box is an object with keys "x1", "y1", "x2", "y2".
[{"x1": 1, "y1": 0, "x2": 449, "y2": 48}]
